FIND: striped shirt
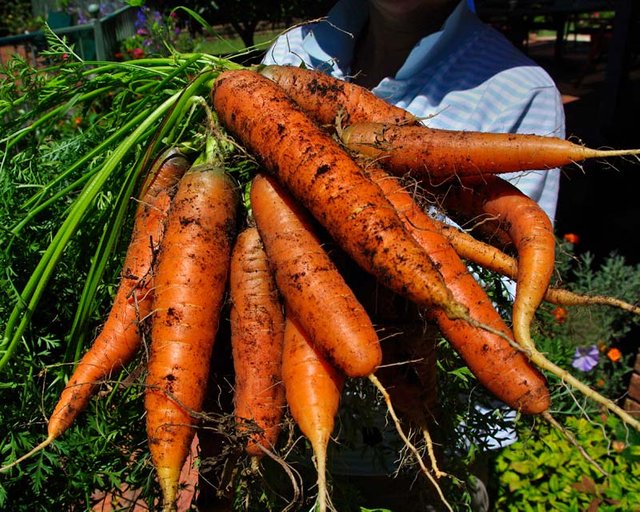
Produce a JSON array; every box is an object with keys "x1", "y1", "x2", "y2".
[{"x1": 262, "y1": 0, "x2": 565, "y2": 222}]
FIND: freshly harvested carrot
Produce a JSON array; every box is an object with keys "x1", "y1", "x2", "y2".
[
  {"x1": 281, "y1": 316, "x2": 345, "y2": 512},
  {"x1": 229, "y1": 225, "x2": 286, "y2": 458},
  {"x1": 0, "y1": 149, "x2": 191, "y2": 472},
  {"x1": 432, "y1": 218, "x2": 518, "y2": 278},
  {"x1": 432, "y1": 218, "x2": 640, "y2": 315},
  {"x1": 260, "y1": 65, "x2": 418, "y2": 128},
  {"x1": 250, "y1": 173, "x2": 381, "y2": 378},
  {"x1": 452, "y1": 176, "x2": 554, "y2": 354},
  {"x1": 212, "y1": 69, "x2": 467, "y2": 321},
  {"x1": 367, "y1": 166, "x2": 549, "y2": 413},
  {"x1": 144, "y1": 160, "x2": 238, "y2": 512},
  {"x1": 341, "y1": 122, "x2": 640, "y2": 178},
  {"x1": 430, "y1": 179, "x2": 640, "y2": 431}
]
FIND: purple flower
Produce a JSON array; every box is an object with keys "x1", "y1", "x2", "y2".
[
  {"x1": 572, "y1": 345, "x2": 599, "y2": 372},
  {"x1": 135, "y1": 8, "x2": 147, "y2": 29}
]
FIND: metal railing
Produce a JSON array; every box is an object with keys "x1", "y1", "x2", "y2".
[{"x1": 0, "y1": 5, "x2": 136, "y2": 65}]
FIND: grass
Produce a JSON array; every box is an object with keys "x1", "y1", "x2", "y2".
[{"x1": 194, "y1": 30, "x2": 283, "y2": 56}]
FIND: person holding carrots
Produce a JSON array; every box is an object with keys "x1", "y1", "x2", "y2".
[
  {"x1": 261, "y1": 0, "x2": 565, "y2": 509},
  {"x1": 262, "y1": 0, "x2": 564, "y2": 222}
]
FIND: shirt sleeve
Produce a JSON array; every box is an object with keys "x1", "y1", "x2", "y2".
[
  {"x1": 490, "y1": 83, "x2": 566, "y2": 224},
  {"x1": 261, "y1": 26, "x2": 310, "y2": 67}
]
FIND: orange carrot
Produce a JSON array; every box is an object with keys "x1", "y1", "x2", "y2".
[
  {"x1": 432, "y1": 218, "x2": 518, "y2": 278},
  {"x1": 367, "y1": 166, "x2": 549, "y2": 413},
  {"x1": 212, "y1": 69, "x2": 467, "y2": 321},
  {"x1": 144, "y1": 160, "x2": 238, "y2": 512},
  {"x1": 436, "y1": 176, "x2": 555, "y2": 353},
  {"x1": 250, "y1": 173, "x2": 381, "y2": 378},
  {"x1": 281, "y1": 315, "x2": 344, "y2": 512},
  {"x1": 260, "y1": 65, "x2": 418, "y2": 128},
  {"x1": 49, "y1": 149, "x2": 190, "y2": 439},
  {"x1": 341, "y1": 122, "x2": 640, "y2": 178},
  {"x1": 229, "y1": 225, "x2": 286, "y2": 457},
  {"x1": 433, "y1": 218, "x2": 640, "y2": 315}
]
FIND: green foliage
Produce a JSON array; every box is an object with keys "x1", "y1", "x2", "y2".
[
  {"x1": 548, "y1": 241, "x2": 640, "y2": 345},
  {"x1": 533, "y1": 240, "x2": 640, "y2": 415},
  {"x1": 0, "y1": 0, "x2": 42, "y2": 36},
  {"x1": 492, "y1": 241, "x2": 640, "y2": 511},
  {"x1": 0, "y1": 45, "x2": 241, "y2": 509},
  {"x1": 493, "y1": 415, "x2": 640, "y2": 511}
]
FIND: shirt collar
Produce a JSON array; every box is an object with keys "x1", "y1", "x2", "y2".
[{"x1": 301, "y1": 0, "x2": 475, "y2": 80}]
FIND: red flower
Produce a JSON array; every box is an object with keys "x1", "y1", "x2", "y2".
[
  {"x1": 130, "y1": 47, "x2": 145, "y2": 59},
  {"x1": 563, "y1": 233, "x2": 580, "y2": 244},
  {"x1": 551, "y1": 306, "x2": 568, "y2": 324}
]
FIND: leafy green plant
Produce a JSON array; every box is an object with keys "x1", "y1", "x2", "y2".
[
  {"x1": 490, "y1": 240, "x2": 640, "y2": 511},
  {"x1": 493, "y1": 414, "x2": 640, "y2": 511},
  {"x1": 532, "y1": 239, "x2": 640, "y2": 415}
]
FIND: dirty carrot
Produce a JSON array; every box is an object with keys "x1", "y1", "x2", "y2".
[
  {"x1": 144, "y1": 158, "x2": 238, "y2": 512},
  {"x1": 212, "y1": 69, "x2": 467, "y2": 321},
  {"x1": 282, "y1": 316, "x2": 345, "y2": 512},
  {"x1": 430, "y1": 178, "x2": 640, "y2": 430},
  {"x1": 250, "y1": 173, "x2": 381, "y2": 378},
  {"x1": 428, "y1": 176, "x2": 554, "y2": 353},
  {"x1": 260, "y1": 65, "x2": 418, "y2": 128},
  {"x1": 465, "y1": 176, "x2": 553, "y2": 353},
  {"x1": 229, "y1": 225, "x2": 286, "y2": 458},
  {"x1": 367, "y1": 166, "x2": 549, "y2": 413},
  {"x1": 0, "y1": 149, "x2": 190, "y2": 473},
  {"x1": 341, "y1": 122, "x2": 640, "y2": 178},
  {"x1": 432, "y1": 218, "x2": 640, "y2": 315}
]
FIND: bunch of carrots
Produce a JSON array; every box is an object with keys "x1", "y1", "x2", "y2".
[{"x1": 4, "y1": 65, "x2": 640, "y2": 512}]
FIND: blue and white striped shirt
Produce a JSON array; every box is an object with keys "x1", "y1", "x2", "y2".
[{"x1": 262, "y1": 0, "x2": 565, "y2": 222}]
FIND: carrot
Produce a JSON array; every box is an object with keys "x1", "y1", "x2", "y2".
[
  {"x1": 341, "y1": 122, "x2": 640, "y2": 178},
  {"x1": 260, "y1": 65, "x2": 418, "y2": 128},
  {"x1": 144, "y1": 159, "x2": 238, "y2": 512},
  {"x1": 212, "y1": 69, "x2": 467, "y2": 321},
  {"x1": 443, "y1": 176, "x2": 555, "y2": 354},
  {"x1": 281, "y1": 315, "x2": 345, "y2": 512},
  {"x1": 432, "y1": 218, "x2": 519, "y2": 278},
  {"x1": 229, "y1": 225, "x2": 286, "y2": 458},
  {"x1": 402, "y1": 176, "x2": 515, "y2": 252},
  {"x1": 250, "y1": 173, "x2": 381, "y2": 378},
  {"x1": 437, "y1": 184, "x2": 640, "y2": 431},
  {"x1": 366, "y1": 166, "x2": 550, "y2": 413},
  {"x1": 0, "y1": 149, "x2": 190, "y2": 473},
  {"x1": 432, "y1": 218, "x2": 640, "y2": 315}
]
